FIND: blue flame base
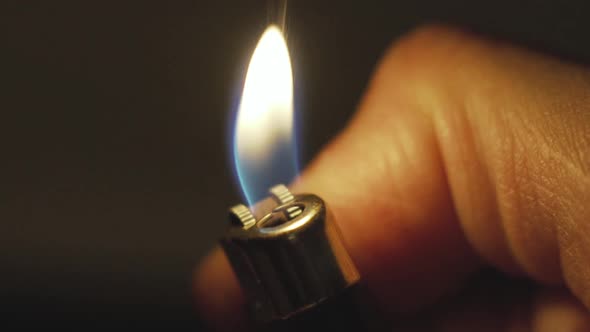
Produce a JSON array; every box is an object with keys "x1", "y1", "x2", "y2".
[{"x1": 234, "y1": 138, "x2": 298, "y2": 206}]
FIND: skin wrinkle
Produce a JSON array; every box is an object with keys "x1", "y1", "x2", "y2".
[
  {"x1": 388, "y1": 113, "x2": 431, "y2": 224},
  {"x1": 515, "y1": 57, "x2": 590, "y2": 180},
  {"x1": 334, "y1": 37, "x2": 481, "y2": 307},
  {"x1": 403, "y1": 27, "x2": 530, "y2": 277},
  {"x1": 559, "y1": 175, "x2": 590, "y2": 308},
  {"x1": 497, "y1": 105, "x2": 539, "y2": 278},
  {"x1": 544, "y1": 139, "x2": 590, "y2": 303},
  {"x1": 513, "y1": 141, "x2": 562, "y2": 283},
  {"x1": 506, "y1": 115, "x2": 564, "y2": 283},
  {"x1": 351, "y1": 54, "x2": 438, "y2": 228},
  {"x1": 532, "y1": 112, "x2": 589, "y2": 186},
  {"x1": 434, "y1": 75, "x2": 522, "y2": 275},
  {"x1": 546, "y1": 71, "x2": 590, "y2": 176},
  {"x1": 481, "y1": 95, "x2": 528, "y2": 277},
  {"x1": 471, "y1": 46, "x2": 562, "y2": 284},
  {"x1": 362, "y1": 92, "x2": 468, "y2": 308},
  {"x1": 444, "y1": 35, "x2": 580, "y2": 286},
  {"x1": 384, "y1": 32, "x2": 509, "y2": 278},
  {"x1": 559, "y1": 227, "x2": 581, "y2": 299},
  {"x1": 499, "y1": 54, "x2": 590, "y2": 307}
]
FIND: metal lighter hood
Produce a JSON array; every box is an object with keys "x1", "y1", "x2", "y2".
[{"x1": 221, "y1": 184, "x2": 360, "y2": 323}]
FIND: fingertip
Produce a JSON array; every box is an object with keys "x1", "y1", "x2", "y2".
[
  {"x1": 533, "y1": 289, "x2": 590, "y2": 332},
  {"x1": 374, "y1": 24, "x2": 481, "y2": 84}
]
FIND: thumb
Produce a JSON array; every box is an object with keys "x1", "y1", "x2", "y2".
[{"x1": 195, "y1": 26, "x2": 590, "y2": 330}]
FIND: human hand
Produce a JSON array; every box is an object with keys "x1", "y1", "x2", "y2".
[{"x1": 195, "y1": 26, "x2": 590, "y2": 331}]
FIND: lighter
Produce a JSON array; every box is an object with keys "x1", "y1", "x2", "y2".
[
  {"x1": 224, "y1": 23, "x2": 384, "y2": 330},
  {"x1": 221, "y1": 184, "x2": 381, "y2": 331}
]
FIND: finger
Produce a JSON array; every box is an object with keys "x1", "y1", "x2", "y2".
[
  {"x1": 195, "y1": 25, "x2": 590, "y2": 329},
  {"x1": 532, "y1": 288, "x2": 590, "y2": 332},
  {"x1": 398, "y1": 274, "x2": 590, "y2": 332},
  {"x1": 396, "y1": 271, "x2": 534, "y2": 332},
  {"x1": 294, "y1": 24, "x2": 590, "y2": 302}
]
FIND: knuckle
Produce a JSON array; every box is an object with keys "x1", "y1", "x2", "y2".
[{"x1": 375, "y1": 25, "x2": 485, "y2": 88}]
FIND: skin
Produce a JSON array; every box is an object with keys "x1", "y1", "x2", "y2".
[{"x1": 195, "y1": 26, "x2": 590, "y2": 331}]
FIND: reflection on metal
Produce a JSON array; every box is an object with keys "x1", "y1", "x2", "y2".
[{"x1": 222, "y1": 184, "x2": 360, "y2": 323}]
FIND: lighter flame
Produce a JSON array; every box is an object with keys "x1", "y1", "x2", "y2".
[
  {"x1": 236, "y1": 25, "x2": 293, "y2": 160},
  {"x1": 234, "y1": 25, "x2": 297, "y2": 205}
]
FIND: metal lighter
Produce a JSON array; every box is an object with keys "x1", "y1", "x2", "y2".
[{"x1": 221, "y1": 184, "x2": 370, "y2": 329}]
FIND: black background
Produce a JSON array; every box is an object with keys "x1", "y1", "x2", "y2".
[{"x1": 2, "y1": 0, "x2": 590, "y2": 329}]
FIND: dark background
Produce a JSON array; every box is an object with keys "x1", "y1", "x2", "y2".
[{"x1": 2, "y1": 0, "x2": 590, "y2": 329}]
